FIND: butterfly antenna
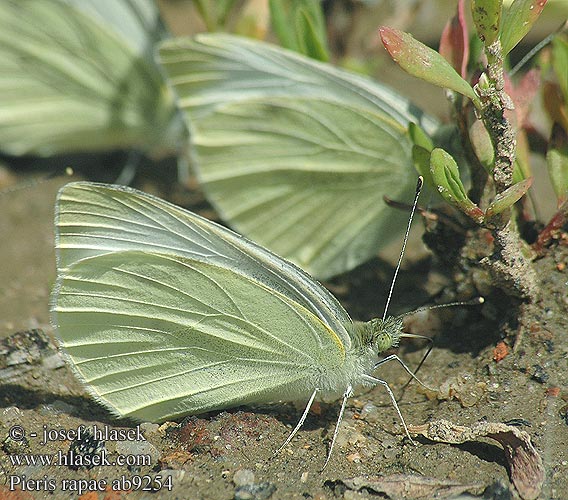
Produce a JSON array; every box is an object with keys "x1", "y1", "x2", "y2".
[
  {"x1": 382, "y1": 176, "x2": 423, "y2": 321},
  {"x1": 397, "y1": 297, "x2": 485, "y2": 392},
  {"x1": 399, "y1": 297, "x2": 485, "y2": 319}
]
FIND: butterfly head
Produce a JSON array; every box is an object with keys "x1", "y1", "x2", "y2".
[{"x1": 354, "y1": 316, "x2": 404, "y2": 355}]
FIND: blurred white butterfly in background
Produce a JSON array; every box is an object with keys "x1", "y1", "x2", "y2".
[
  {"x1": 158, "y1": 33, "x2": 440, "y2": 280},
  {"x1": 0, "y1": 0, "x2": 181, "y2": 159},
  {"x1": 51, "y1": 181, "x2": 424, "y2": 468}
]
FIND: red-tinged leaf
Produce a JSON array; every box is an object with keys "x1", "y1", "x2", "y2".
[
  {"x1": 464, "y1": 203, "x2": 486, "y2": 224},
  {"x1": 379, "y1": 27, "x2": 478, "y2": 103},
  {"x1": 501, "y1": 0, "x2": 548, "y2": 55},
  {"x1": 471, "y1": 0, "x2": 503, "y2": 45},
  {"x1": 485, "y1": 178, "x2": 533, "y2": 218},
  {"x1": 533, "y1": 198, "x2": 568, "y2": 254},
  {"x1": 439, "y1": 0, "x2": 469, "y2": 78},
  {"x1": 504, "y1": 69, "x2": 541, "y2": 128},
  {"x1": 542, "y1": 81, "x2": 568, "y2": 132}
]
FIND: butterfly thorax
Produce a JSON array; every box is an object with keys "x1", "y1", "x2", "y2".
[{"x1": 352, "y1": 316, "x2": 404, "y2": 355}]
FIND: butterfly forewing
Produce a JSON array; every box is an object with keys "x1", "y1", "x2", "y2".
[{"x1": 55, "y1": 182, "x2": 352, "y2": 347}]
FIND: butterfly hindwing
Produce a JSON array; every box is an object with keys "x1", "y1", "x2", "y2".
[{"x1": 53, "y1": 250, "x2": 346, "y2": 421}]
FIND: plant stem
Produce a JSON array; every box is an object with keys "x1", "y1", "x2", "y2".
[{"x1": 476, "y1": 40, "x2": 539, "y2": 300}]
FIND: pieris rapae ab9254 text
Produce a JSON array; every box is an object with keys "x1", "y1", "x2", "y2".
[{"x1": 51, "y1": 181, "x2": 423, "y2": 467}]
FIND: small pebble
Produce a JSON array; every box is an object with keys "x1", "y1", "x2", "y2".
[
  {"x1": 346, "y1": 452, "x2": 361, "y2": 463},
  {"x1": 344, "y1": 491, "x2": 369, "y2": 500},
  {"x1": 235, "y1": 482, "x2": 276, "y2": 500},
  {"x1": 42, "y1": 353, "x2": 65, "y2": 370},
  {"x1": 2, "y1": 406, "x2": 23, "y2": 423},
  {"x1": 360, "y1": 402, "x2": 380, "y2": 423},
  {"x1": 139, "y1": 422, "x2": 160, "y2": 436},
  {"x1": 158, "y1": 469, "x2": 185, "y2": 483},
  {"x1": 233, "y1": 469, "x2": 255, "y2": 487},
  {"x1": 116, "y1": 440, "x2": 160, "y2": 464}
]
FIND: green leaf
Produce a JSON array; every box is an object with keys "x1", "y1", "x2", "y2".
[
  {"x1": 469, "y1": 119, "x2": 494, "y2": 172},
  {"x1": 547, "y1": 149, "x2": 568, "y2": 203},
  {"x1": 0, "y1": 0, "x2": 179, "y2": 157},
  {"x1": 192, "y1": 0, "x2": 215, "y2": 31},
  {"x1": 430, "y1": 148, "x2": 484, "y2": 223},
  {"x1": 430, "y1": 148, "x2": 467, "y2": 201},
  {"x1": 216, "y1": 0, "x2": 241, "y2": 27},
  {"x1": 412, "y1": 145, "x2": 436, "y2": 189},
  {"x1": 501, "y1": 0, "x2": 548, "y2": 55},
  {"x1": 485, "y1": 178, "x2": 533, "y2": 218},
  {"x1": 159, "y1": 34, "x2": 440, "y2": 279},
  {"x1": 296, "y1": 8, "x2": 329, "y2": 62},
  {"x1": 552, "y1": 34, "x2": 568, "y2": 100},
  {"x1": 409, "y1": 122, "x2": 434, "y2": 151},
  {"x1": 513, "y1": 131, "x2": 532, "y2": 182},
  {"x1": 379, "y1": 27, "x2": 479, "y2": 105},
  {"x1": 269, "y1": 0, "x2": 298, "y2": 51},
  {"x1": 191, "y1": 0, "x2": 239, "y2": 30},
  {"x1": 269, "y1": 0, "x2": 329, "y2": 61},
  {"x1": 471, "y1": 0, "x2": 503, "y2": 45},
  {"x1": 547, "y1": 123, "x2": 568, "y2": 204}
]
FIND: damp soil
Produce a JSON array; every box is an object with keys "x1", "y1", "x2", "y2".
[{"x1": 0, "y1": 172, "x2": 567, "y2": 500}]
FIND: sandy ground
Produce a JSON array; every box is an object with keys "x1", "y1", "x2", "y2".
[{"x1": 0, "y1": 171, "x2": 566, "y2": 500}]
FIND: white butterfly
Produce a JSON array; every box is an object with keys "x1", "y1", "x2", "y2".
[{"x1": 52, "y1": 181, "x2": 422, "y2": 467}]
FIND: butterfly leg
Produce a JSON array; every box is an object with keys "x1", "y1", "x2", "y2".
[
  {"x1": 374, "y1": 354, "x2": 435, "y2": 391},
  {"x1": 273, "y1": 387, "x2": 319, "y2": 457},
  {"x1": 321, "y1": 384, "x2": 353, "y2": 471},
  {"x1": 361, "y1": 374, "x2": 416, "y2": 445}
]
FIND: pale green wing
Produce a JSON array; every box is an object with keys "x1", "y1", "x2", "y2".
[
  {"x1": 189, "y1": 97, "x2": 413, "y2": 278},
  {"x1": 158, "y1": 33, "x2": 438, "y2": 130},
  {"x1": 67, "y1": 0, "x2": 165, "y2": 56},
  {"x1": 56, "y1": 182, "x2": 352, "y2": 347},
  {"x1": 158, "y1": 33, "x2": 439, "y2": 279},
  {"x1": 0, "y1": 0, "x2": 179, "y2": 157},
  {"x1": 52, "y1": 251, "x2": 346, "y2": 421}
]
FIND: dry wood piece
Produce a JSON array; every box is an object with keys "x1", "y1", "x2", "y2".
[
  {"x1": 328, "y1": 475, "x2": 484, "y2": 500},
  {"x1": 409, "y1": 419, "x2": 544, "y2": 500}
]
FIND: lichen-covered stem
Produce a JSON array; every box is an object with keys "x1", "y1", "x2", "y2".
[
  {"x1": 476, "y1": 40, "x2": 539, "y2": 300},
  {"x1": 483, "y1": 40, "x2": 516, "y2": 197}
]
